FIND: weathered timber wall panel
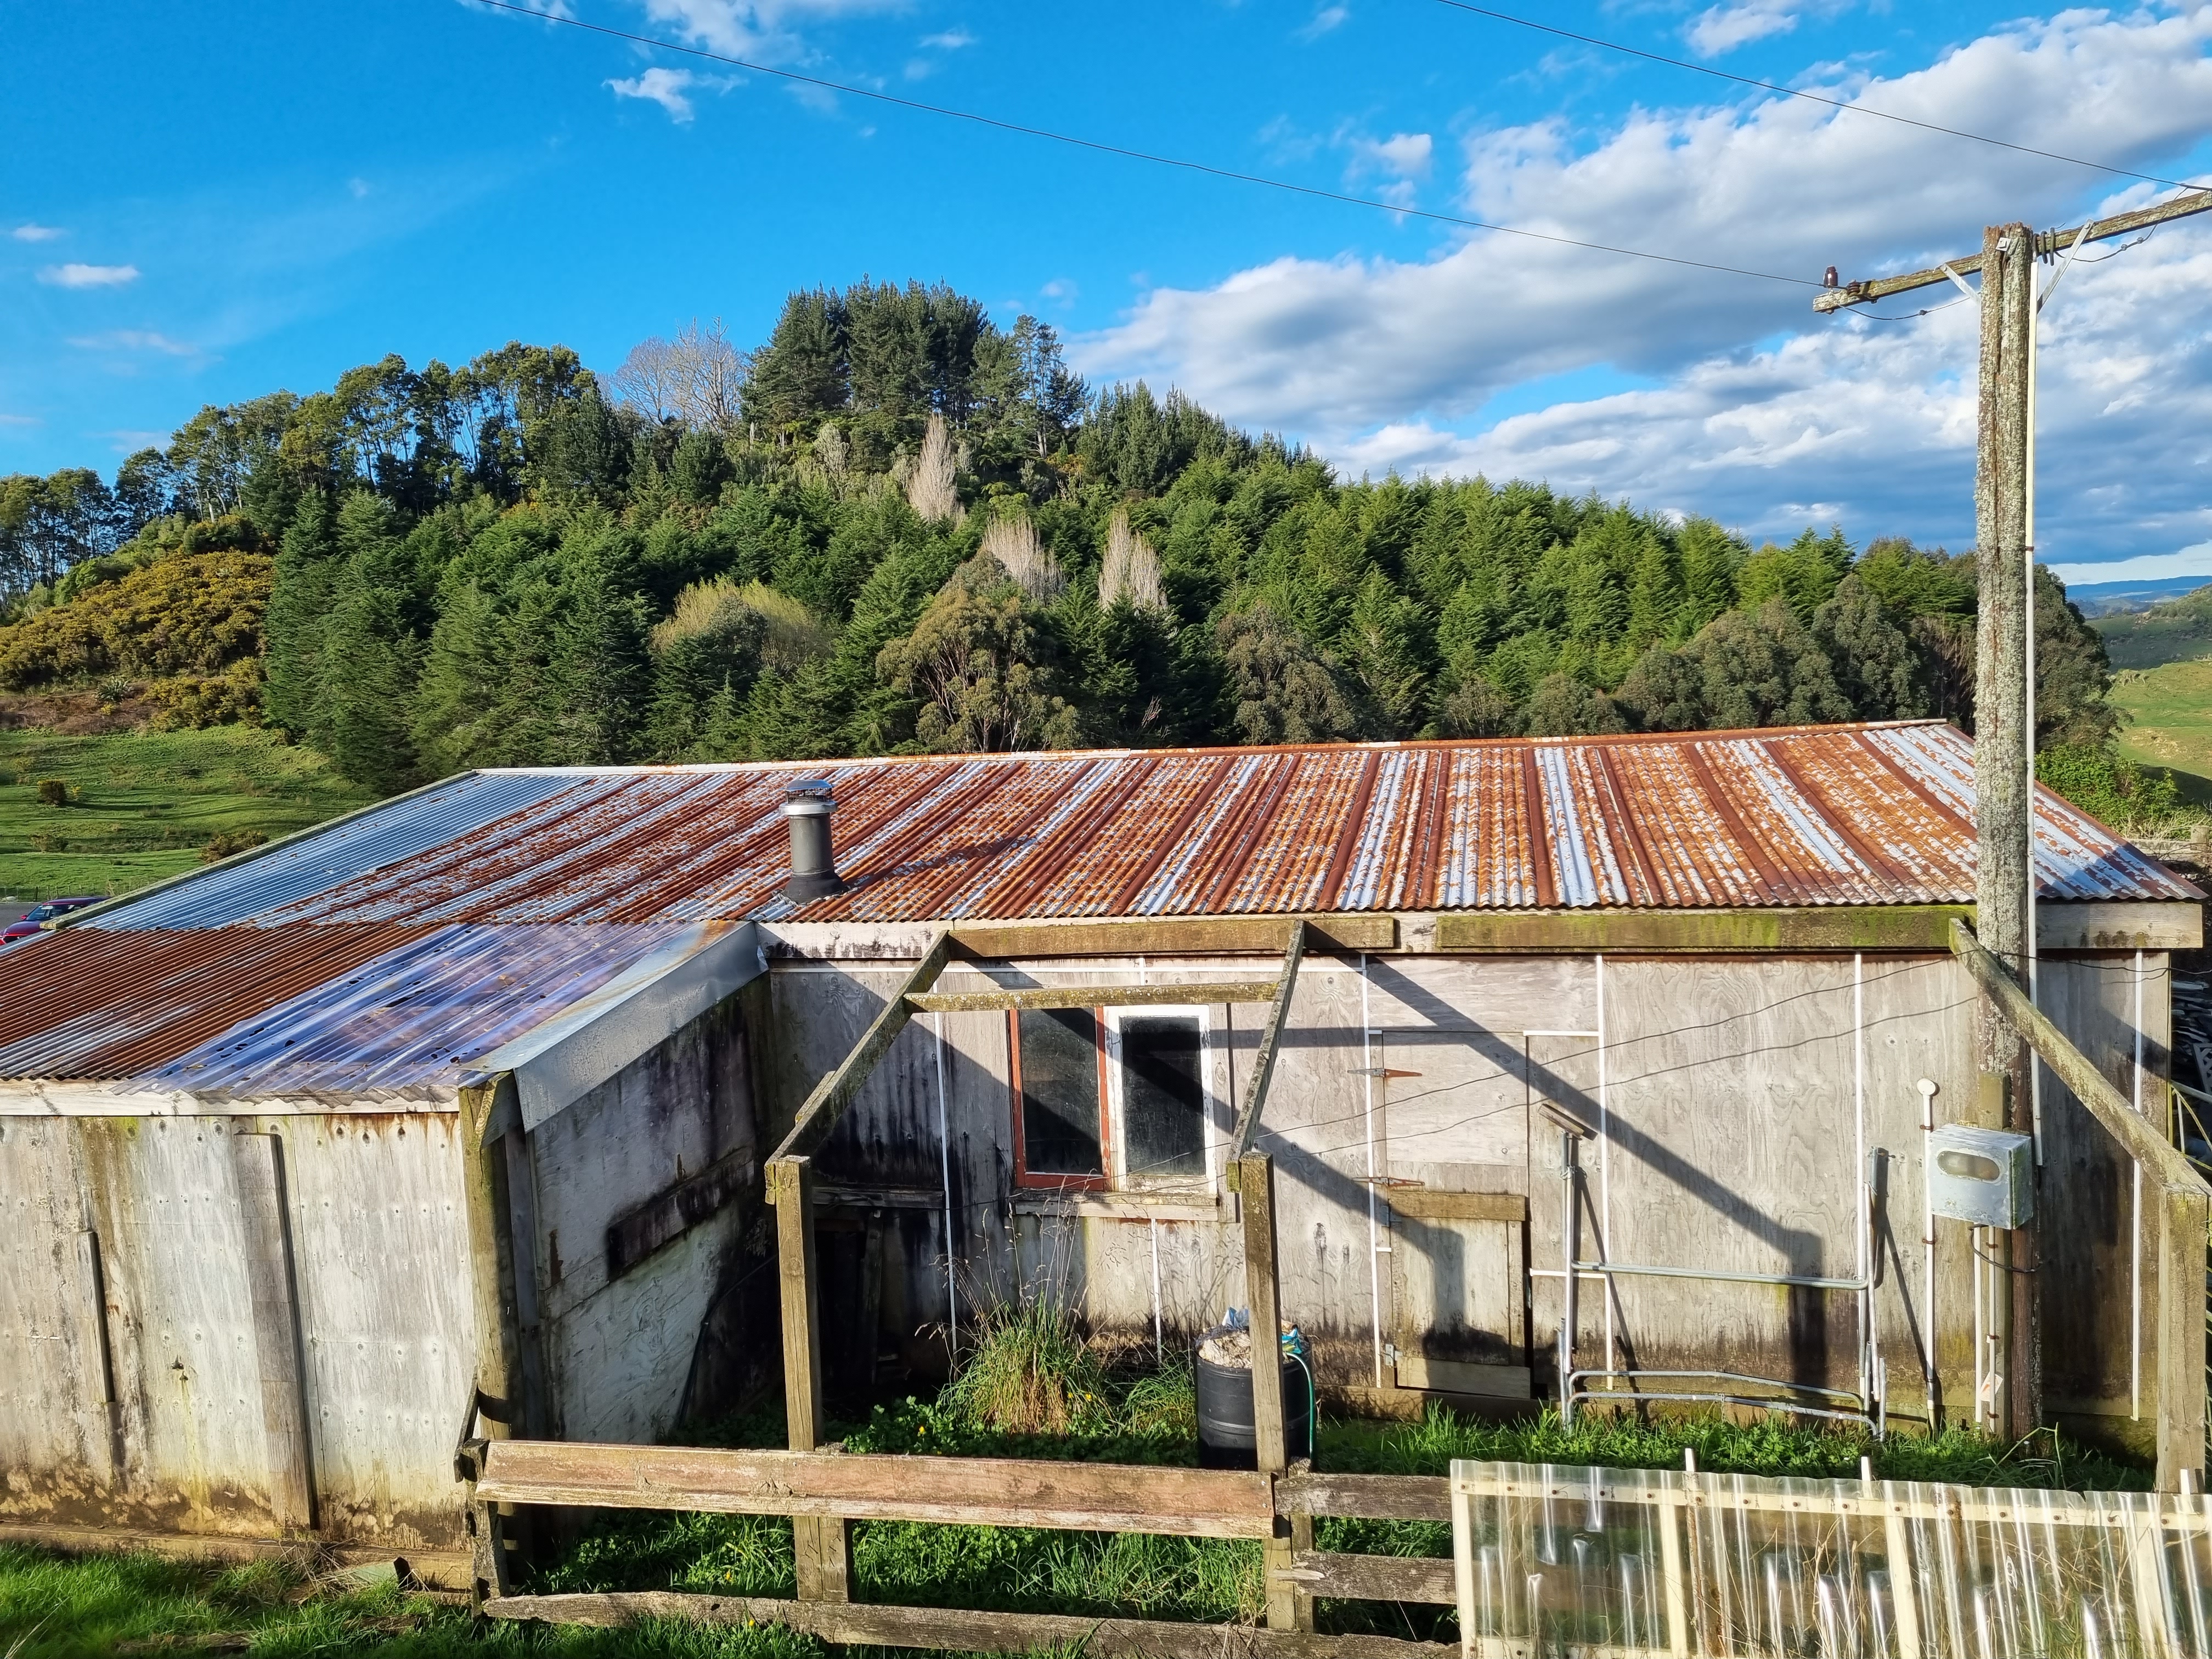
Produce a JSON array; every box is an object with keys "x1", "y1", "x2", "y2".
[
  {"x1": 0, "y1": 1120, "x2": 114, "y2": 1513},
  {"x1": 752, "y1": 941, "x2": 2168, "y2": 1422},
  {"x1": 529, "y1": 994, "x2": 765, "y2": 1444},
  {"x1": 277, "y1": 1113, "x2": 473, "y2": 1548},
  {"x1": 2034, "y1": 952, "x2": 2169, "y2": 1425},
  {"x1": 86, "y1": 1117, "x2": 289, "y2": 1537},
  {"x1": 0, "y1": 1111, "x2": 477, "y2": 1546},
  {"x1": 1587, "y1": 957, "x2": 1972, "y2": 1408}
]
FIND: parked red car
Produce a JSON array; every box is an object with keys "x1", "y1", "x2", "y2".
[{"x1": 1, "y1": 895, "x2": 101, "y2": 943}]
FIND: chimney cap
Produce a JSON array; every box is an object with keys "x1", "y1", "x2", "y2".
[{"x1": 783, "y1": 778, "x2": 835, "y2": 816}]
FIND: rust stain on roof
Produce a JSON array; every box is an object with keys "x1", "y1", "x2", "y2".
[
  {"x1": 180, "y1": 721, "x2": 2197, "y2": 929},
  {"x1": 0, "y1": 923, "x2": 431, "y2": 1080}
]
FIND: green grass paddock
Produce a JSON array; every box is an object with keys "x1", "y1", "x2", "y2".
[{"x1": 0, "y1": 724, "x2": 372, "y2": 903}]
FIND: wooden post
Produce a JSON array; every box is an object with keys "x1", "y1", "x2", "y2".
[
  {"x1": 772, "y1": 1155, "x2": 853, "y2": 1601},
  {"x1": 2157, "y1": 1183, "x2": 2209, "y2": 1493},
  {"x1": 459, "y1": 1077, "x2": 524, "y2": 1604},
  {"x1": 1240, "y1": 1153, "x2": 1307, "y2": 1632},
  {"x1": 1973, "y1": 219, "x2": 2039, "y2": 1440}
]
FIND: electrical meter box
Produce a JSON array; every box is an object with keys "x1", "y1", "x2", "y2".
[{"x1": 1928, "y1": 1124, "x2": 2035, "y2": 1228}]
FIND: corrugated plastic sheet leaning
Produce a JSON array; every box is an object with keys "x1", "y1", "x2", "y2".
[{"x1": 4, "y1": 721, "x2": 2193, "y2": 1092}]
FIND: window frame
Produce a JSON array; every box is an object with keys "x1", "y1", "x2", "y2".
[
  {"x1": 1007, "y1": 1002, "x2": 1221, "y2": 1192},
  {"x1": 1007, "y1": 1006, "x2": 1111, "y2": 1192},
  {"x1": 1103, "y1": 1003, "x2": 1218, "y2": 1191}
]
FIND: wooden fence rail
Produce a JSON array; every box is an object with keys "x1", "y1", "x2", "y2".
[{"x1": 458, "y1": 1434, "x2": 1459, "y2": 1652}]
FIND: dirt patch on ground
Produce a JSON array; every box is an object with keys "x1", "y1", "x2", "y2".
[{"x1": 0, "y1": 690, "x2": 159, "y2": 735}]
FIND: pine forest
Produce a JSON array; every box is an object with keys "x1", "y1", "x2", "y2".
[{"x1": 0, "y1": 280, "x2": 2152, "y2": 818}]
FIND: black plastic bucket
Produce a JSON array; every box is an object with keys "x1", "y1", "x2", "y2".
[{"x1": 1195, "y1": 1337, "x2": 1313, "y2": 1469}]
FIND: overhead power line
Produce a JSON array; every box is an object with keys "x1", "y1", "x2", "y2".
[
  {"x1": 468, "y1": 0, "x2": 1821, "y2": 289},
  {"x1": 1429, "y1": 0, "x2": 2210, "y2": 196}
]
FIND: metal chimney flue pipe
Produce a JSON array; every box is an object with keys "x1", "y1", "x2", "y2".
[{"x1": 781, "y1": 780, "x2": 846, "y2": 901}]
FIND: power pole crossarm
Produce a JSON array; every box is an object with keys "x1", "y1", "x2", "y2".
[{"x1": 1814, "y1": 188, "x2": 2212, "y2": 312}]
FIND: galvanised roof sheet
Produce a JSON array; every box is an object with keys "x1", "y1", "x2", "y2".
[
  {"x1": 82, "y1": 770, "x2": 579, "y2": 930},
  {"x1": 0, "y1": 920, "x2": 718, "y2": 1087},
  {"x1": 188, "y1": 721, "x2": 2198, "y2": 929},
  {"x1": 140, "y1": 921, "x2": 710, "y2": 1097},
  {"x1": 0, "y1": 923, "x2": 433, "y2": 1079}
]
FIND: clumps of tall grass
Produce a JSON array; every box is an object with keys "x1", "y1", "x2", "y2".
[
  {"x1": 844, "y1": 1300, "x2": 1199, "y2": 1464},
  {"x1": 941, "y1": 1301, "x2": 1110, "y2": 1435}
]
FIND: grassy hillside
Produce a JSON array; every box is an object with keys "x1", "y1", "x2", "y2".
[
  {"x1": 0, "y1": 720, "x2": 374, "y2": 904},
  {"x1": 2095, "y1": 582, "x2": 2212, "y2": 670},
  {"x1": 2095, "y1": 584, "x2": 2212, "y2": 804},
  {"x1": 2111, "y1": 657, "x2": 2212, "y2": 804}
]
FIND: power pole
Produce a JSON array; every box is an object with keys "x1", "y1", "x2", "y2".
[{"x1": 1816, "y1": 187, "x2": 2211, "y2": 1443}]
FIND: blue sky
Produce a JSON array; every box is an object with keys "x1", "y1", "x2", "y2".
[{"x1": 4, "y1": 0, "x2": 2210, "y2": 579}]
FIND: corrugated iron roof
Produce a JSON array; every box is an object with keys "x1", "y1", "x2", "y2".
[
  {"x1": 139, "y1": 921, "x2": 715, "y2": 1097},
  {"x1": 3, "y1": 721, "x2": 2191, "y2": 1092},
  {"x1": 0, "y1": 923, "x2": 432, "y2": 1079},
  {"x1": 142, "y1": 721, "x2": 2193, "y2": 929}
]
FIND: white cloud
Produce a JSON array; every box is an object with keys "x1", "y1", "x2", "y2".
[
  {"x1": 633, "y1": 0, "x2": 902, "y2": 64},
  {"x1": 919, "y1": 28, "x2": 974, "y2": 49},
  {"x1": 1350, "y1": 132, "x2": 1433, "y2": 180},
  {"x1": 1080, "y1": 7, "x2": 2212, "y2": 557},
  {"x1": 10, "y1": 223, "x2": 64, "y2": 242},
  {"x1": 38, "y1": 262, "x2": 140, "y2": 288},
  {"x1": 67, "y1": 330, "x2": 199, "y2": 357},
  {"x1": 348, "y1": 177, "x2": 373, "y2": 199},
  {"x1": 1685, "y1": 1, "x2": 1843, "y2": 58},
  {"x1": 1297, "y1": 6, "x2": 1348, "y2": 42},
  {"x1": 608, "y1": 65, "x2": 702, "y2": 122},
  {"x1": 2052, "y1": 546, "x2": 2212, "y2": 585},
  {"x1": 0, "y1": 413, "x2": 38, "y2": 427}
]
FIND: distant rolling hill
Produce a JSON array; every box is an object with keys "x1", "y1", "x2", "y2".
[{"x1": 2094, "y1": 584, "x2": 2212, "y2": 802}]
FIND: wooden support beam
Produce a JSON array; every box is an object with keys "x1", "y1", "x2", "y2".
[
  {"x1": 1813, "y1": 191, "x2": 2212, "y2": 312},
  {"x1": 1236, "y1": 1152, "x2": 1306, "y2": 1634},
  {"x1": 470, "y1": 1440, "x2": 1277, "y2": 1536},
  {"x1": 1951, "y1": 919, "x2": 2205, "y2": 1192},
  {"x1": 908, "y1": 979, "x2": 1282, "y2": 1014},
  {"x1": 1227, "y1": 923, "x2": 1307, "y2": 1164},
  {"x1": 771, "y1": 927, "x2": 952, "y2": 1165},
  {"x1": 2157, "y1": 1183, "x2": 2210, "y2": 1493},
  {"x1": 948, "y1": 914, "x2": 1393, "y2": 961},
  {"x1": 1955, "y1": 917, "x2": 2210, "y2": 1486},
  {"x1": 1275, "y1": 1551, "x2": 1457, "y2": 1606},
  {"x1": 767, "y1": 1155, "x2": 851, "y2": 1601},
  {"x1": 1433, "y1": 906, "x2": 1971, "y2": 953},
  {"x1": 483, "y1": 1591, "x2": 1457, "y2": 1659}
]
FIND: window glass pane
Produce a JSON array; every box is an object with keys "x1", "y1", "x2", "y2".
[
  {"x1": 1019, "y1": 1007, "x2": 1102, "y2": 1177},
  {"x1": 1120, "y1": 1016, "x2": 1205, "y2": 1181}
]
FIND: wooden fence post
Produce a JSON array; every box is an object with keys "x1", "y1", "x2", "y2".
[
  {"x1": 774, "y1": 1155, "x2": 853, "y2": 1601},
  {"x1": 1241, "y1": 1153, "x2": 1309, "y2": 1632},
  {"x1": 2157, "y1": 1182, "x2": 2209, "y2": 1493}
]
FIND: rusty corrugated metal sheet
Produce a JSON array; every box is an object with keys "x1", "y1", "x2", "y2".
[
  {"x1": 183, "y1": 721, "x2": 2196, "y2": 928},
  {"x1": 0, "y1": 924, "x2": 432, "y2": 1080},
  {"x1": 141, "y1": 922, "x2": 712, "y2": 1097}
]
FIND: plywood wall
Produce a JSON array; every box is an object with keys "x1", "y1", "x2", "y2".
[
  {"x1": 522, "y1": 995, "x2": 768, "y2": 1443},
  {"x1": 0, "y1": 1110, "x2": 475, "y2": 1548},
  {"x1": 759, "y1": 944, "x2": 2167, "y2": 1431}
]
